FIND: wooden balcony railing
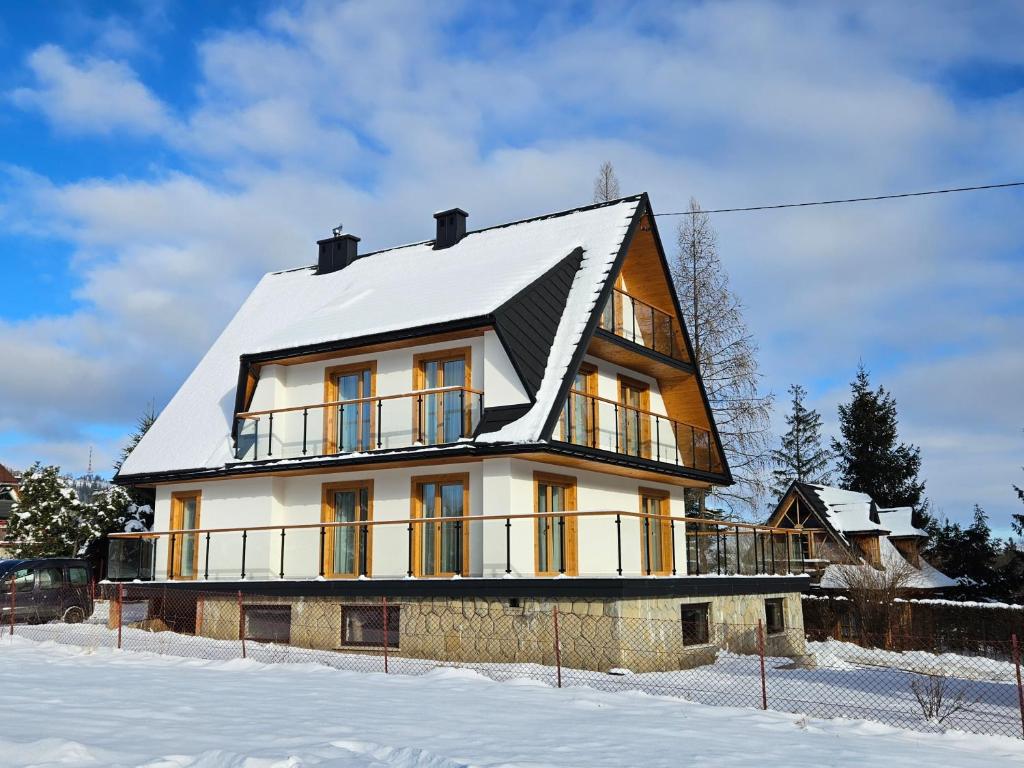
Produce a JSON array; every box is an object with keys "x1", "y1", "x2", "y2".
[
  {"x1": 234, "y1": 386, "x2": 484, "y2": 461},
  {"x1": 554, "y1": 389, "x2": 724, "y2": 473},
  {"x1": 599, "y1": 287, "x2": 685, "y2": 361},
  {"x1": 107, "y1": 511, "x2": 810, "y2": 582}
]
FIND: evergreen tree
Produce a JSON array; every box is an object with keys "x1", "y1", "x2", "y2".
[
  {"x1": 114, "y1": 405, "x2": 157, "y2": 475},
  {"x1": 1013, "y1": 465, "x2": 1023, "y2": 537},
  {"x1": 770, "y1": 384, "x2": 831, "y2": 496},
  {"x1": 924, "y1": 506, "x2": 1007, "y2": 599},
  {"x1": 832, "y1": 365, "x2": 924, "y2": 510},
  {"x1": 7, "y1": 463, "x2": 88, "y2": 557},
  {"x1": 592, "y1": 161, "x2": 621, "y2": 203}
]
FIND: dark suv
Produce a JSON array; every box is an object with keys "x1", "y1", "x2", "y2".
[{"x1": 0, "y1": 558, "x2": 94, "y2": 624}]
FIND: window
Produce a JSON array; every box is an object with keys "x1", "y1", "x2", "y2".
[
  {"x1": 765, "y1": 598, "x2": 785, "y2": 635},
  {"x1": 617, "y1": 375, "x2": 651, "y2": 458},
  {"x1": 639, "y1": 489, "x2": 672, "y2": 576},
  {"x1": 13, "y1": 568, "x2": 34, "y2": 593},
  {"x1": 169, "y1": 491, "x2": 201, "y2": 580},
  {"x1": 414, "y1": 348, "x2": 470, "y2": 445},
  {"x1": 413, "y1": 474, "x2": 469, "y2": 577},
  {"x1": 680, "y1": 603, "x2": 710, "y2": 646},
  {"x1": 244, "y1": 605, "x2": 292, "y2": 644},
  {"x1": 68, "y1": 567, "x2": 89, "y2": 585},
  {"x1": 325, "y1": 362, "x2": 376, "y2": 453},
  {"x1": 535, "y1": 472, "x2": 578, "y2": 576},
  {"x1": 341, "y1": 604, "x2": 399, "y2": 647},
  {"x1": 560, "y1": 363, "x2": 598, "y2": 447},
  {"x1": 37, "y1": 568, "x2": 62, "y2": 589},
  {"x1": 321, "y1": 481, "x2": 373, "y2": 578}
]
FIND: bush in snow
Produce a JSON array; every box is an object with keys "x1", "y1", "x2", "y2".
[{"x1": 910, "y1": 674, "x2": 979, "y2": 727}]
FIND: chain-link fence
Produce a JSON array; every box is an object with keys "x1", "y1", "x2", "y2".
[{"x1": 4, "y1": 583, "x2": 1023, "y2": 740}]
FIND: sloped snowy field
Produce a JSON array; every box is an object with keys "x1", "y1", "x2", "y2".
[{"x1": 2, "y1": 636, "x2": 1023, "y2": 768}]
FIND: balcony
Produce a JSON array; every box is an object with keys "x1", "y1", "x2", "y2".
[
  {"x1": 234, "y1": 386, "x2": 483, "y2": 462},
  {"x1": 107, "y1": 511, "x2": 809, "y2": 581},
  {"x1": 553, "y1": 390, "x2": 724, "y2": 474},
  {"x1": 598, "y1": 287, "x2": 687, "y2": 362}
]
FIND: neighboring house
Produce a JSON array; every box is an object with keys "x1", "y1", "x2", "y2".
[
  {"x1": 767, "y1": 481, "x2": 955, "y2": 592},
  {"x1": 112, "y1": 195, "x2": 809, "y2": 668},
  {"x1": 0, "y1": 464, "x2": 19, "y2": 559}
]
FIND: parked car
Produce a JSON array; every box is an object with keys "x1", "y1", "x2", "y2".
[{"x1": 0, "y1": 558, "x2": 94, "y2": 624}]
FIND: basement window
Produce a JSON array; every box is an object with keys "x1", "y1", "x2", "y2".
[
  {"x1": 764, "y1": 598, "x2": 785, "y2": 635},
  {"x1": 680, "y1": 603, "x2": 710, "y2": 646},
  {"x1": 244, "y1": 605, "x2": 292, "y2": 644},
  {"x1": 341, "y1": 604, "x2": 399, "y2": 648}
]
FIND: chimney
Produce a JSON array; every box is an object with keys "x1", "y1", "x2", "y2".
[
  {"x1": 316, "y1": 232, "x2": 360, "y2": 274},
  {"x1": 433, "y1": 208, "x2": 468, "y2": 249}
]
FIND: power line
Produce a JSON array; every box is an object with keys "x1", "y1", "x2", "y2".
[{"x1": 654, "y1": 181, "x2": 1024, "y2": 216}]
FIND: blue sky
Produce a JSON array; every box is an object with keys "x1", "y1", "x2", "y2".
[{"x1": 0, "y1": 1, "x2": 1022, "y2": 533}]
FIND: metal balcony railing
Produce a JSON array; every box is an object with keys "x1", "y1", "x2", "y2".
[
  {"x1": 554, "y1": 389, "x2": 724, "y2": 473},
  {"x1": 106, "y1": 511, "x2": 810, "y2": 582},
  {"x1": 599, "y1": 288, "x2": 686, "y2": 360},
  {"x1": 234, "y1": 386, "x2": 484, "y2": 461}
]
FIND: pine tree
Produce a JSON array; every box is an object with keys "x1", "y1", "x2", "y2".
[
  {"x1": 924, "y1": 506, "x2": 1007, "y2": 598},
  {"x1": 592, "y1": 161, "x2": 621, "y2": 203},
  {"x1": 1013, "y1": 465, "x2": 1023, "y2": 537},
  {"x1": 7, "y1": 463, "x2": 88, "y2": 557},
  {"x1": 114, "y1": 405, "x2": 157, "y2": 474},
  {"x1": 770, "y1": 384, "x2": 831, "y2": 496},
  {"x1": 672, "y1": 198, "x2": 773, "y2": 517},
  {"x1": 832, "y1": 365, "x2": 925, "y2": 510}
]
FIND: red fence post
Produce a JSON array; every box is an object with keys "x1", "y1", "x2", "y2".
[
  {"x1": 382, "y1": 596, "x2": 390, "y2": 674},
  {"x1": 8, "y1": 577, "x2": 15, "y2": 637},
  {"x1": 1012, "y1": 633, "x2": 1024, "y2": 740},
  {"x1": 757, "y1": 619, "x2": 768, "y2": 710},
  {"x1": 238, "y1": 590, "x2": 246, "y2": 659},
  {"x1": 553, "y1": 605, "x2": 562, "y2": 689},
  {"x1": 116, "y1": 583, "x2": 124, "y2": 650}
]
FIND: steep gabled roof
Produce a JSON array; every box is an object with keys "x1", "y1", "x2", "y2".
[
  {"x1": 0, "y1": 464, "x2": 17, "y2": 486},
  {"x1": 120, "y1": 197, "x2": 642, "y2": 478}
]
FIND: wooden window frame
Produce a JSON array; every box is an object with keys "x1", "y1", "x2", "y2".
[
  {"x1": 410, "y1": 473, "x2": 470, "y2": 577},
  {"x1": 680, "y1": 602, "x2": 711, "y2": 646},
  {"x1": 320, "y1": 480, "x2": 374, "y2": 579},
  {"x1": 533, "y1": 471, "x2": 579, "y2": 576},
  {"x1": 617, "y1": 374, "x2": 652, "y2": 458},
  {"x1": 639, "y1": 487, "x2": 672, "y2": 576},
  {"x1": 323, "y1": 361, "x2": 377, "y2": 454},
  {"x1": 168, "y1": 490, "x2": 201, "y2": 581},
  {"x1": 412, "y1": 347, "x2": 472, "y2": 444},
  {"x1": 561, "y1": 362, "x2": 598, "y2": 447}
]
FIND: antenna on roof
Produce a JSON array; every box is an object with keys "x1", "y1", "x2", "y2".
[{"x1": 332, "y1": 223, "x2": 344, "y2": 237}]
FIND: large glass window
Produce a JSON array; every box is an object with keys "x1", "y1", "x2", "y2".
[
  {"x1": 169, "y1": 491, "x2": 201, "y2": 579},
  {"x1": 618, "y1": 376, "x2": 650, "y2": 458},
  {"x1": 416, "y1": 350, "x2": 469, "y2": 446},
  {"x1": 535, "y1": 473, "x2": 577, "y2": 576},
  {"x1": 640, "y1": 490, "x2": 672, "y2": 576},
  {"x1": 327, "y1": 364, "x2": 375, "y2": 453},
  {"x1": 560, "y1": 364, "x2": 597, "y2": 447},
  {"x1": 414, "y1": 475, "x2": 468, "y2": 577},
  {"x1": 322, "y1": 482, "x2": 372, "y2": 578}
]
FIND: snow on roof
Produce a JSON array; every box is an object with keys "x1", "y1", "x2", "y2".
[
  {"x1": 818, "y1": 537, "x2": 957, "y2": 590},
  {"x1": 804, "y1": 484, "x2": 889, "y2": 537},
  {"x1": 120, "y1": 197, "x2": 639, "y2": 476},
  {"x1": 876, "y1": 507, "x2": 926, "y2": 537}
]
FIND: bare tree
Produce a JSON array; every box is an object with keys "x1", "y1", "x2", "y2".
[
  {"x1": 831, "y1": 555, "x2": 917, "y2": 646},
  {"x1": 671, "y1": 198, "x2": 773, "y2": 518},
  {"x1": 910, "y1": 675, "x2": 979, "y2": 727},
  {"x1": 592, "y1": 161, "x2": 621, "y2": 203}
]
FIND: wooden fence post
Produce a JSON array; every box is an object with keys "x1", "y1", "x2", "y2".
[
  {"x1": 757, "y1": 619, "x2": 768, "y2": 710},
  {"x1": 553, "y1": 605, "x2": 562, "y2": 689}
]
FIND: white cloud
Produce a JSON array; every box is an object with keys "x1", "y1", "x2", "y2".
[
  {"x1": 9, "y1": 45, "x2": 172, "y2": 136},
  {"x1": 1, "y1": 0, "x2": 1022, "y2": 532}
]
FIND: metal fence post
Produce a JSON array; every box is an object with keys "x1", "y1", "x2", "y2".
[
  {"x1": 553, "y1": 605, "x2": 562, "y2": 689},
  {"x1": 1012, "y1": 633, "x2": 1024, "y2": 739},
  {"x1": 383, "y1": 596, "x2": 390, "y2": 674},
  {"x1": 757, "y1": 619, "x2": 768, "y2": 710},
  {"x1": 116, "y1": 583, "x2": 124, "y2": 650},
  {"x1": 8, "y1": 577, "x2": 15, "y2": 637},
  {"x1": 238, "y1": 590, "x2": 246, "y2": 659}
]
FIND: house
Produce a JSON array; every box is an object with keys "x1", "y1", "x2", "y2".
[
  {"x1": 0, "y1": 464, "x2": 18, "y2": 559},
  {"x1": 112, "y1": 194, "x2": 809, "y2": 669},
  {"x1": 767, "y1": 481, "x2": 955, "y2": 592}
]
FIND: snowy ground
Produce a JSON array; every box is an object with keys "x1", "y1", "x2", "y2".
[
  {"x1": 2, "y1": 636, "x2": 1023, "y2": 768},
  {"x1": 7, "y1": 618, "x2": 1022, "y2": 739}
]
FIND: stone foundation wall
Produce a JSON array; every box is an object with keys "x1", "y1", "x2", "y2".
[{"x1": 195, "y1": 590, "x2": 805, "y2": 673}]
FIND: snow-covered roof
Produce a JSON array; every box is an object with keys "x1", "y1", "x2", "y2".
[
  {"x1": 876, "y1": 507, "x2": 927, "y2": 538},
  {"x1": 803, "y1": 484, "x2": 890, "y2": 537},
  {"x1": 818, "y1": 538, "x2": 957, "y2": 590},
  {"x1": 120, "y1": 197, "x2": 640, "y2": 477}
]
